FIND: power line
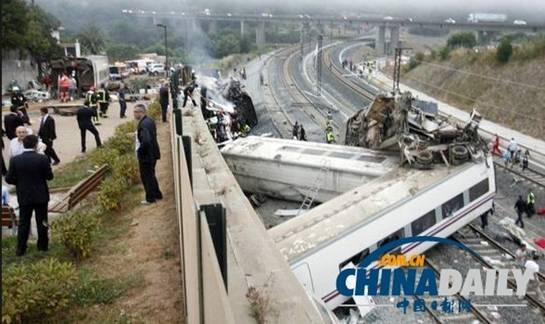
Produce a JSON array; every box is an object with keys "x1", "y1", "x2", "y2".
[
  {"x1": 404, "y1": 75, "x2": 545, "y2": 123},
  {"x1": 413, "y1": 60, "x2": 545, "y2": 91}
]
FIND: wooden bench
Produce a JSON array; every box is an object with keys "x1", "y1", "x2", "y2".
[
  {"x1": 48, "y1": 165, "x2": 109, "y2": 213},
  {"x1": 2, "y1": 205, "x2": 18, "y2": 234}
]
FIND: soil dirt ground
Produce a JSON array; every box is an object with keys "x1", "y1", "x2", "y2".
[{"x1": 88, "y1": 123, "x2": 185, "y2": 323}]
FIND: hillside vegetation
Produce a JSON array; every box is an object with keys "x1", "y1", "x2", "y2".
[{"x1": 401, "y1": 35, "x2": 545, "y2": 139}]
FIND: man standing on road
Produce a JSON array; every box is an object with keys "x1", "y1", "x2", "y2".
[
  {"x1": 77, "y1": 103, "x2": 102, "y2": 153},
  {"x1": 159, "y1": 83, "x2": 169, "y2": 123},
  {"x1": 5, "y1": 135, "x2": 53, "y2": 256},
  {"x1": 134, "y1": 104, "x2": 162, "y2": 204},
  {"x1": 118, "y1": 83, "x2": 127, "y2": 118},
  {"x1": 515, "y1": 195, "x2": 527, "y2": 228},
  {"x1": 38, "y1": 107, "x2": 60, "y2": 166}
]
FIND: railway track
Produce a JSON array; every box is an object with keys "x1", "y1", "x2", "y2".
[
  {"x1": 494, "y1": 160, "x2": 545, "y2": 189},
  {"x1": 420, "y1": 260, "x2": 492, "y2": 324},
  {"x1": 423, "y1": 224, "x2": 545, "y2": 322},
  {"x1": 322, "y1": 47, "x2": 376, "y2": 102}
]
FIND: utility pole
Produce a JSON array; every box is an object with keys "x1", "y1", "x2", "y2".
[
  {"x1": 156, "y1": 24, "x2": 169, "y2": 77},
  {"x1": 316, "y1": 34, "x2": 323, "y2": 96},
  {"x1": 392, "y1": 47, "x2": 411, "y2": 94}
]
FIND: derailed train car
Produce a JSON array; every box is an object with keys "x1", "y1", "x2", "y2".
[{"x1": 344, "y1": 91, "x2": 488, "y2": 169}]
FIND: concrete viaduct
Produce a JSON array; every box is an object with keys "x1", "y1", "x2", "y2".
[{"x1": 124, "y1": 11, "x2": 545, "y2": 55}]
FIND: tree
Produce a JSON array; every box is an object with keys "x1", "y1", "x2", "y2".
[
  {"x1": 2, "y1": 0, "x2": 61, "y2": 61},
  {"x1": 496, "y1": 37, "x2": 513, "y2": 63},
  {"x1": 213, "y1": 34, "x2": 240, "y2": 58},
  {"x1": 106, "y1": 44, "x2": 138, "y2": 62},
  {"x1": 447, "y1": 32, "x2": 477, "y2": 49},
  {"x1": 78, "y1": 25, "x2": 105, "y2": 55}
]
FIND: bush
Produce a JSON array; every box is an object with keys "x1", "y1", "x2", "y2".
[
  {"x1": 104, "y1": 133, "x2": 134, "y2": 155},
  {"x1": 115, "y1": 120, "x2": 137, "y2": 136},
  {"x1": 496, "y1": 37, "x2": 513, "y2": 63},
  {"x1": 439, "y1": 46, "x2": 450, "y2": 60},
  {"x1": 112, "y1": 154, "x2": 139, "y2": 185},
  {"x1": 147, "y1": 101, "x2": 161, "y2": 121},
  {"x1": 97, "y1": 177, "x2": 128, "y2": 211},
  {"x1": 2, "y1": 258, "x2": 78, "y2": 323},
  {"x1": 89, "y1": 147, "x2": 120, "y2": 168},
  {"x1": 447, "y1": 32, "x2": 477, "y2": 49},
  {"x1": 51, "y1": 210, "x2": 100, "y2": 260}
]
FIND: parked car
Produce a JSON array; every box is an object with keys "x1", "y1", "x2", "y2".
[
  {"x1": 148, "y1": 63, "x2": 165, "y2": 75},
  {"x1": 513, "y1": 19, "x2": 527, "y2": 25}
]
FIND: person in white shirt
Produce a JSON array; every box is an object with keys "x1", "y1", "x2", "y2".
[
  {"x1": 516, "y1": 244, "x2": 528, "y2": 267},
  {"x1": 9, "y1": 126, "x2": 46, "y2": 157},
  {"x1": 508, "y1": 138, "x2": 518, "y2": 159},
  {"x1": 525, "y1": 254, "x2": 544, "y2": 301}
]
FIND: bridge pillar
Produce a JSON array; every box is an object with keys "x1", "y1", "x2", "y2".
[
  {"x1": 152, "y1": 16, "x2": 157, "y2": 26},
  {"x1": 256, "y1": 21, "x2": 266, "y2": 48},
  {"x1": 389, "y1": 26, "x2": 400, "y2": 55},
  {"x1": 376, "y1": 25, "x2": 386, "y2": 55},
  {"x1": 209, "y1": 20, "x2": 217, "y2": 35},
  {"x1": 240, "y1": 20, "x2": 245, "y2": 37}
]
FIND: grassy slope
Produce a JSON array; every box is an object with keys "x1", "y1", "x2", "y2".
[{"x1": 401, "y1": 49, "x2": 545, "y2": 139}]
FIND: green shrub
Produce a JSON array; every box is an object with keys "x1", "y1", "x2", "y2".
[
  {"x1": 51, "y1": 210, "x2": 100, "y2": 260},
  {"x1": 447, "y1": 32, "x2": 477, "y2": 49},
  {"x1": 112, "y1": 154, "x2": 139, "y2": 185},
  {"x1": 89, "y1": 147, "x2": 120, "y2": 168},
  {"x1": 147, "y1": 100, "x2": 161, "y2": 121},
  {"x1": 97, "y1": 177, "x2": 128, "y2": 211},
  {"x1": 105, "y1": 133, "x2": 134, "y2": 155},
  {"x1": 2, "y1": 258, "x2": 78, "y2": 323},
  {"x1": 114, "y1": 120, "x2": 137, "y2": 136},
  {"x1": 496, "y1": 37, "x2": 513, "y2": 63},
  {"x1": 439, "y1": 46, "x2": 450, "y2": 60}
]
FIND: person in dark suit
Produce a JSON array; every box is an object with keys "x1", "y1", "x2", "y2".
[
  {"x1": 134, "y1": 104, "x2": 162, "y2": 204},
  {"x1": 159, "y1": 83, "x2": 169, "y2": 123},
  {"x1": 5, "y1": 135, "x2": 54, "y2": 256},
  {"x1": 38, "y1": 107, "x2": 60, "y2": 165},
  {"x1": 77, "y1": 103, "x2": 102, "y2": 153},
  {"x1": 4, "y1": 106, "x2": 25, "y2": 140},
  {"x1": 118, "y1": 83, "x2": 127, "y2": 118}
]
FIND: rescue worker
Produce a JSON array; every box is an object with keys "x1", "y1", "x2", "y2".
[
  {"x1": 241, "y1": 124, "x2": 251, "y2": 137},
  {"x1": 85, "y1": 86, "x2": 100, "y2": 125},
  {"x1": 326, "y1": 126, "x2": 335, "y2": 144},
  {"x1": 96, "y1": 83, "x2": 110, "y2": 118},
  {"x1": 326, "y1": 110, "x2": 333, "y2": 128},
  {"x1": 527, "y1": 190, "x2": 536, "y2": 217},
  {"x1": 292, "y1": 122, "x2": 300, "y2": 140},
  {"x1": 491, "y1": 134, "x2": 501, "y2": 156},
  {"x1": 183, "y1": 83, "x2": 197, "y2": 107},
  {"x1": 522, "y1": 149, "x2": 530, "y2": 172},
  {"x1": 299, "y1": 125, "x2": 307, "y2": 141},
  {"x1": 514, "y1": 195, "x2": 526, "y2": 228},
  {"x1": 10, "y1": 90, "x2": 30, "y2": 125},
  {"x1": 259, "y1": 72, "x2": 264, "y2": 86}
]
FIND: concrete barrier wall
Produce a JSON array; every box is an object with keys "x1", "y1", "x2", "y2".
[
  {"x1": 170, "y1": 119, "x2": 234, "y2": 323},
  {"x1": 2, "y1": 51, "x2": 39, "y2": 93}
]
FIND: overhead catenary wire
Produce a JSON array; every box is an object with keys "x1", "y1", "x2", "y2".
[
  {"x1": 413, "y1": 60, "x2": 545, "y2": 91},
  {"x1": 404, "y1": 75, "x2": 545, "y2": 123}
]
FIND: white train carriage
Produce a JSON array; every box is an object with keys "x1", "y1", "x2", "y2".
[{"x1": 269, "y1": 155, "x2": 496, "y2": 309}]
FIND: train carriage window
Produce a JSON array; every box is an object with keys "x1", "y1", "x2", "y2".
[
  {"x1": 378, "y1": 228, "x2": 405, "y2": 254},
  {"x1": 441, "y1": 193, "x2": 464, "y2": 218},
  {"x1": 411, "y1": 210, "x2": 437, "y2": 236},
  {"x1": 339, "y1": 249, "x2": 370, "y2": 270},
  {"x1": 469, "y1": 179, "x2": 489, "y2": 202}
]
